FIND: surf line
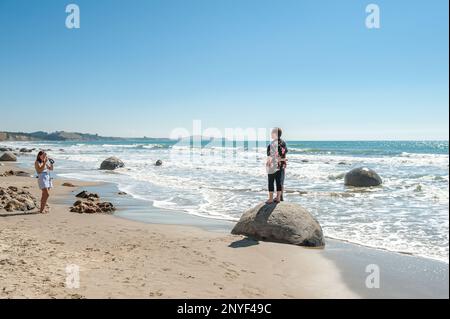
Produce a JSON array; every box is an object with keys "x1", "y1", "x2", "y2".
[{"x1": 177, "y1": 303, "x2": 211, "y2": 317}]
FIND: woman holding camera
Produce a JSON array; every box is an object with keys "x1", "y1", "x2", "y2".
[{"x1": 35, "y1": 151, "x2": 54, "y2": 214}]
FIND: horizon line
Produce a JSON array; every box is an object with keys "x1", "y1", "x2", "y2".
[{"x1": 1, "y1": 130, "x2": 448, "y2": 142}]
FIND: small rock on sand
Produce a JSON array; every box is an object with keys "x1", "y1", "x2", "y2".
[
  {"x1": 62, "y1": 182, "x2": 76, "y2": 187},
  {"x1": 155, "y1": 160, "x2": 163, "y2": 166}
]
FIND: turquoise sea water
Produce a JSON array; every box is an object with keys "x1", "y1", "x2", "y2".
[{"x1": 4, "y1": 140, "x2": 449, "y2": 262}]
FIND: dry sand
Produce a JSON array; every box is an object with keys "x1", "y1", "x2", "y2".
[{"x1": 0, "y1": 162, "x2": 358, "y2": 299}]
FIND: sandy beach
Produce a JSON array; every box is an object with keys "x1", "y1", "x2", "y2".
[
  {"x1": 1, "y1": 160, "x2": 449, "y2": 299},
  {"x1": 1, "y1": 0, "x2": 448, "y2": 302},
  {"x1": 0, "y1": 162, "x2": 361, "y2": 299}
]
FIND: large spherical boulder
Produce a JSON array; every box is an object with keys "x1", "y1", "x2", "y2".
[
  {"x1": 0, "y1": 152, "x2": 17, "y2": 162},
  {"x1": 231, "y1": 202, "x2": 325, "y2": 247},
  {"x1": 344, "y1": 167, "x2": 382, "y2": 187},
  {"x1": 100, "y1": 157, "x2": 124, "y2": 170}
]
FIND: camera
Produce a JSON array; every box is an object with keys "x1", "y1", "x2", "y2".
[{"x1": 49, "y1": 158, "x2": 55, "y2": 165}]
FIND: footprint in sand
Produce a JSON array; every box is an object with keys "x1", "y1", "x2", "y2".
[
  {"x1": 213, "y1": 282, "x2": 225, "y2": 290},
  {"x1": 225, "y1": 271, "x2": 239, "y2": 280},
  {"x1": 241, "y1": 285, "x2": 264, "y2": 297},
  {"x1": 149, "y1": 291, "x2": 163, "y2": 297},
  {"x1": 178, "y1": 272, "x2": 195, "y2": 279}
]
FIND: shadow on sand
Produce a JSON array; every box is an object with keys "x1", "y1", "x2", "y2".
[
  {"x1": 0, "y1": 211, "x2": 40, "y2": 217},
  {"x1": 229, "y1": 237, "x2": 260, "y2": 248}
]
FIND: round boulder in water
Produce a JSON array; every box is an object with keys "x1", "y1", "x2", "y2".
[
  {"x1": 0, "y1": 152, "x2": 17, "y2": 162},
  {"x1": 155, "y1": 159, "x2": 163, "y2": 166},
  {"x1": 344, "y1": 167, "x2": 382, "y2": 187},
  {"x1": 100, "y1": 157, "x2": 124, "y2": 170},
  {"x1": 231, "y1": 202, "x2": 325, "y2": 247}
]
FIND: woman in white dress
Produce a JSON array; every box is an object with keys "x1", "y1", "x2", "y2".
[{"x1": 34, "y1": 151, "x2": 54, "y2": 214}]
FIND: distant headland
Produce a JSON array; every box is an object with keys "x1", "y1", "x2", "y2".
[{"x1": 0, "y1": 131, "x2": 172, "y2": 142}]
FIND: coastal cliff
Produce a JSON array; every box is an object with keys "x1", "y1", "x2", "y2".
[
  {"x1": 0, "y1": 131, "x2": 118, "y2": 142},
  {"x1": 0, "y1": 131, "x2": 174, "y2": 142}
]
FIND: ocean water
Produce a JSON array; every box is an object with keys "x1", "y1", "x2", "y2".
[{"x1": 4, "y1": 140, "x2": 449, "y2": 262}]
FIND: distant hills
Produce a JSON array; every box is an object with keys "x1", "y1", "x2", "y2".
[
  {"x1": 0, "y1": 131, "x2": 171, "y2": 142},
  {"x1": 0, "y1": 131, "x2": 234, "y2": 142}
]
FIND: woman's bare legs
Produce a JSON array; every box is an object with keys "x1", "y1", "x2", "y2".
[{"x1": 40, "y1": 188, "x2": 50, "y2": 213}]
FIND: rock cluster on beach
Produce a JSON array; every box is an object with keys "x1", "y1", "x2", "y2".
[
  {"x1": 0, "y1": 186, "x2": 38, "y2": 212},
  {"x1": 344, "y1": 167, "x2": 382, "y2": 187},
  {"x1": 70, "y1": 190, "x2": 115, "y2": 214},
  {"x1": 100, "y1": 157, "x2": 124, "y2": 170},
  {"x1": 0, "y1": 152, "x2": 17, "y2": 162},
  {"x1": 1, "y1": 170, "x2": 33, "y2": 177},
  {"x1": 75, "y1": 190, "x2": 100, "y2": 200},
  {"x1": 232, "y1": 202, "x2": 325, "y2": 247}
]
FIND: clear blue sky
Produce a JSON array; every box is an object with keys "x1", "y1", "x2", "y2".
[{"x1": 0, "y1": 0, "x2": 448, "y2": 140}]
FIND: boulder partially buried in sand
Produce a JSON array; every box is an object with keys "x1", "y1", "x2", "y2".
[
  {"x1": 344, "y1": 167, "x2": 382, "y2": 187},
  {"x1": 100, "y1": 157, "x2": 124, "y2": 170},
  {"x1": 0, "y1": 152, "x2": 17, "y2": 162},
  {"x1": 231, "y1": 202, "x2": 325, "y2": 247}
]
